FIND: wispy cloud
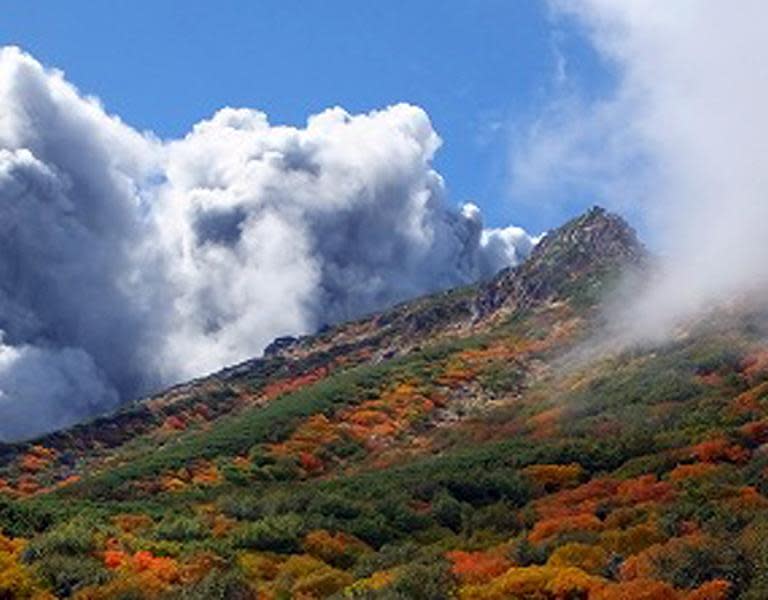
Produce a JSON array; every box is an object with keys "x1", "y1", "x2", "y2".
[{"x1": 511, "y1": 1, "x2": 768, "y2": 341}]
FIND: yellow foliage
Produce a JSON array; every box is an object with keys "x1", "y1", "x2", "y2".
[
  {"x1": 343, "y1": 570, "x2": 394, "y2": 595},
  {"x1": 599, "y1": 522, "x2": 666, "y2": 556},
  {"x1": 239, "y1": 552, "x2": 283, "y2": 581},
  {"x1": 523, "y1": 463, "x2": 583, "y2": 493},
  {"x1": 261, "y1": 554, "x2": 353, "y2": 599},
  {"x1": 0, "y1": 533, "x2": 52, "y2": 600},
  {"x1": 459, "y1": 565, "x2": 603, "y2": 600},
  {"x1": 113, "y1": 513, "x2": 154, "y2": 534},
  {"x1": 303, "y1": 529, "x2": 369, "y2": 565},
  {"x1": 591, "y1": 578, "x2": 680, "y2": 600},
  {"x1": 546, "y1": 542, "x2": 608, "y2": 575}
]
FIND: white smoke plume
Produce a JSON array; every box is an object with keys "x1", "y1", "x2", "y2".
[
  {"x1": 511, "y1": 1, "x2": 768, "y2": 342},
  {"x1": 0, "y1": 47, "x2": 536, "y2": 440}
]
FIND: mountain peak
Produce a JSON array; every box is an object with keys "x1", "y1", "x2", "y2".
[
  {"x1": 530, "y1": 205, "x2": 645, "y2": 268},
  {"x1": 477, "y1": 206, "x2": 646, "y2": 315}
]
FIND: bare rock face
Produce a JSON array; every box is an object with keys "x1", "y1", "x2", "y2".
[{"x1": 475, "y1": 206, "x2": 647, "y2": 317}]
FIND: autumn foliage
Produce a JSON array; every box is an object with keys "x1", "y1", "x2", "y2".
[{"x1": 446, "y1": 549, "x2": 513, "y2": 584}]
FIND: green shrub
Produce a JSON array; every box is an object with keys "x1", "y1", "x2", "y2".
[
  {"x1": 430, "y1": 493, "x2": 464, "y2": 533},
  {"x1": 389, "y1": 559, "x2": 454, "y2": 600},
  {"x1": 25, "y1": 517, "x2": 96, "y2": 558},
  {"x1": 232, "y1": 514, "x2": 303, "y2": 553},
  {"x1": 154, "y1": 515, "x2": 207, "y2": 542},
  {"x1": 34, "y1": 553, "x2": 109, "y2": 598},
  {"x1": 177, "y1": 569, "x2": 253, "y2": 600},
  {"x1": 347, "y1": 514, "x2": 397, "y2": 549},
  {"x1": 0, "y1": 497, "x2": 52, "y2": 537}
]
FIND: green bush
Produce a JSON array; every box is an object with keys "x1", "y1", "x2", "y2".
[
  {"x1": 0, "y1": 497, "x2": 52, "y2": 537},
  {"x1": 218, "y1": 495, "x2": 264, "y2": 521},
  {"x1": 232, "y1": 514, "x2": 303, "y2": 553},
  {"x1": 347, "y1": 514, "x2": 397, "y2": 549},
  {"x1": 389, "y1": 560, "x2": 454, "y2": 600},
  {"x1": 154, "y1": 515, "x2": 207, "y2": 542},
  {"x1": 177, "y1": 569, "x2": 253, "y2": 600},
  {"x1": 33, "y1": 553, "x2": 109, "y2": 598},
  {"x1": 430, "y1": 493, "x2": 464, "y2": 533},
  {"x1": 25, "y1": 517, "x2": 96, "y2": 558}
]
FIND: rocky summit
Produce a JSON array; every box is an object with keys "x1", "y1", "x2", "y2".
[{"x1": 0, "y1": 207, "x2": 766, "y2": 599}]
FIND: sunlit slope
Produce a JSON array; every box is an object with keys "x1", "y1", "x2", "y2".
[{"x1": 8, "y1": 208, "x2": 768, "y2": 598}]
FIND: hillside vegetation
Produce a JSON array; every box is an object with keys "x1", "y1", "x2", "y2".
[{"x1": 1, "y1": 208, "x2": 767, "y2": 599}]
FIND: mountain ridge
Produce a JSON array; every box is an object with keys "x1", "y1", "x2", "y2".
[
  {"x1": 10, "y1": 207, "x2": 766, "y2": 598},
  {"x1": 0, "y1": 206, "x2": 643, "y2": 458}
]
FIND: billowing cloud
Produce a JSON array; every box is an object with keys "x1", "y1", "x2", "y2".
[
  {"x1": 0, "y1": 47, "x2": 536, "y2": 440},
  {"x1": 0, "y1": 336, "x2": 119, "y2": 441},
  {"x1": 511, "y1": 1, "x2": 768, "y2": 342}
]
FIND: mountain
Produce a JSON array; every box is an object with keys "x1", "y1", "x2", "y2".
[{"x1": 0, "y1": 207, "x2": 766, "y2": 598}]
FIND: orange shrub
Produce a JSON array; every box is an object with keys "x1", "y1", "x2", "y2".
[
  {"x1": 190, "y1": 461, "x2": 220, "y2": 486},
  {"x1": 92, "y1": 548, "x2": 186, "y2": 598},
  {"x1": 113, "y1": 514, "x2": 154, "y2": 534},
  {"x1": 446, "y1": 549, "x2": 513, "y2": 584},
  {"x1": 191, "y1": 402, "x2": 212, "y2": 421},
  {"x1": 740, "y1": 418, "x2": 768, "y2": 444},
  {"x1": 161, "y1": 476, "x2": 187, "y2": 493},
  {"x1": 619, "y1": 534, "x2": 707, "y2": 581},
  {"x1": 689, "y1": 438, "x2": 750, "y2": 463},
  {"x1": 528, "y1": 513, "x2": 602, "y2": 544},
  {"x1": 729, "y1": 485, "x2": 768, "y2": 510},
  {"x1": 437, "y1": 360, "x2": 478, "y2": 386},
  {"x1": 534, "y1": 478, "x2": 619, "y2": 519},
  {"x1": 741, "y1": 349, "x2": 768, "y2": 380},
  {"x1": 19, "y1": 454, "x2": 47, "y2": 474},
  {"x1": 53, "y1": 475, "x2": 81, "y2": 490},
  {"x1": 260, "y1": 368, "x2": 328, "y2": 402},
  {"x1": 298, "y1": 452, "x2": 324, "y2": 473},
  {"x1": 686, "y1": 579, "x2": 730, "y2": 600},
  {"x1": 209, "y1": 515, "x2": 233, "y2": 538},
  {"x1": 132, "y1": 551, "x2": 180, "y2": 584},
  {"x1": 162, "y1": 415, "x2": 187, "y2": 431},
  {"x1": 668, "y1": 463, "x2": 719, "y2": 482},
  {"x1": 616, "y1": 475, "x2": 675, "y2": 505},
  {"x1": 527, "y1": 407, "x2": 565, "y2": 439},
  {"x1": 337, "y1": 381, "x2": 435, "y2": 445},
  {"x1": 18, "y1": 445, "x2": 57, "y2": 474},
  {"x1": 270, "y1": 414, "x2": 340, "y2": 458},
  {"x1": 103, "y1": 550, "x2": 127, "y2": 570},
  {"x1": 15, "y1": 475, "x2": 41, "y2": 496},
  {"x1": 232, "y1": 456, "x2": 250, "y2": 470}
]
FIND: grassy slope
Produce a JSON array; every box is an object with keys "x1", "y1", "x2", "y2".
[{"x1": 5, "y1": 210, "x2": 768, "y2": 598}]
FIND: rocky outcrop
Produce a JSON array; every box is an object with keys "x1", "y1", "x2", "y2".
[{"x1": 475, "y1": 206, "x2": 647, "y2": 317}]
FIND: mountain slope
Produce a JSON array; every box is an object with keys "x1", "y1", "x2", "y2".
[{"x1": 2, "y1": 207, "x2": 767, "y2": 599}]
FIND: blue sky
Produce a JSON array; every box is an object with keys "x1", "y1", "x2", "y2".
[{"x1": 0, "y1": 1, "x2": 612, "y2": 232}]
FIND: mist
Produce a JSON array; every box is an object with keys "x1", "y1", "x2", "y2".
[{"x1": 510, "y1": 1, "x2": 768, "y2": 345}]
